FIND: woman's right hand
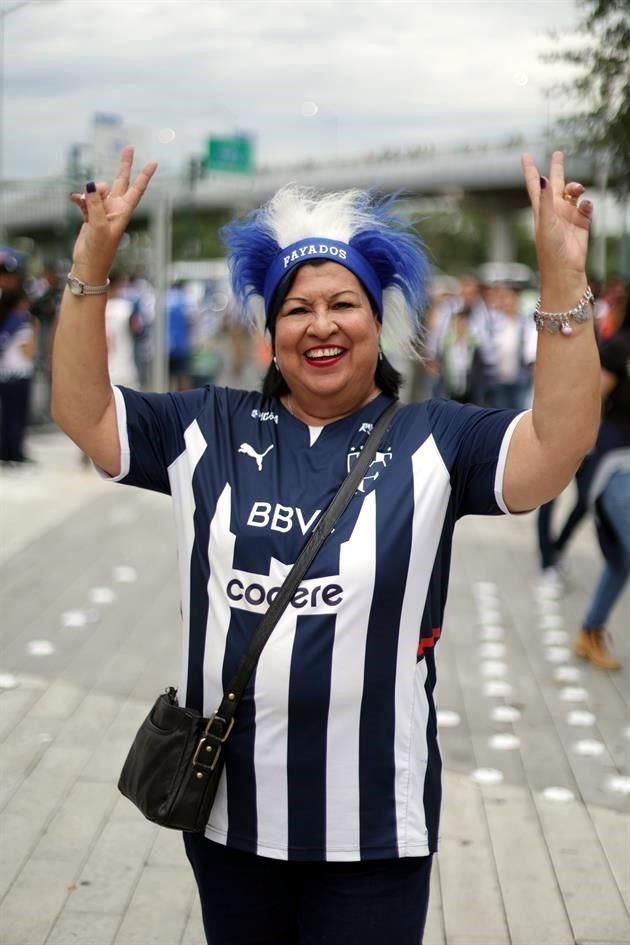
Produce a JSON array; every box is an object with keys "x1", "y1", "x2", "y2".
[{"x1": 69, "y1": 146, "x2": 158, "y2": 283}]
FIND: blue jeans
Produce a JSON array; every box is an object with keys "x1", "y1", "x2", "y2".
[
  {"x1": 583, "y1": 470, "x2": 630, "y2": 628},
  {"x1": 184, "y1": 834, "x2": 433, "y2": 945}
]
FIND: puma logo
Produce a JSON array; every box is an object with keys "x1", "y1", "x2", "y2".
[{"x1": 238, "y1": 443, "x2": 274, "y2": 471}]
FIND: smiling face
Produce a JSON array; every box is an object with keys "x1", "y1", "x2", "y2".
[{"x1": 274, "y1": 261, "x2": 382, "y2": 423}]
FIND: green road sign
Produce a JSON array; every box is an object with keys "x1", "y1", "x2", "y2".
[{"x1": 204, "y1": 135, "x2": 254, "y2": 173}]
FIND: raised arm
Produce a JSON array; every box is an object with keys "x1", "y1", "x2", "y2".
[
  {"x1": 502, "y1": 151, "x2": 601, "y2": 512},
  {"x1": 51, "y1": 147, "x2": 157, "y2": 476}
]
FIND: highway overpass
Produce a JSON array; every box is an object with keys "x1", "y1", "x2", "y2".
[{"x1": 1, "y1": 140, "x2": 599, "y2": 262}]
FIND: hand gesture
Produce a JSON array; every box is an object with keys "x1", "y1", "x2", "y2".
[
  {"x1": 69, "y1": 146, "x2": 158, "y2": 283},
  {"x1": 521, "y1": 150, "x2": 593, "y2": 287}
]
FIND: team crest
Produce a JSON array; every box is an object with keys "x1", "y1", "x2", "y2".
[{"x1": 346, "y1": 446, "x2": 392, "y2": 493}]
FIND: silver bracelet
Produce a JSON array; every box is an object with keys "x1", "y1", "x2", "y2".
[{"x1": 533, "y1": 285, "x2": 594, "y2": 335}]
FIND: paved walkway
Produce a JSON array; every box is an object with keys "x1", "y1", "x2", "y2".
[{"x1": 0, "y1": 430, "x2": 628, "y2": 945}]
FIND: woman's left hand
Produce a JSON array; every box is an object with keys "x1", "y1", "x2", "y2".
[{"x1": 521, "y1": 150, "x2": 593, "y2": 287}]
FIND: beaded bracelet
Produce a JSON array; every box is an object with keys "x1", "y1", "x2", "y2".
[{"x1": 533, "y1": 285, "x2": 594, "y2": 335}]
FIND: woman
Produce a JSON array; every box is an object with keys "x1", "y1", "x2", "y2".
[
  {"x1": 492, "y1": 283, "x2": 537, "y2": 410},
  {"x1": 51, "y1": 148, "x2": 599, "y2": 945},
  {"x1": 0, "y1": 287, "x2": 37, "y2": 465},
  {"x1": 435, "y1": 304, "x2": 486, "y2": 404},
  {"x1": 574, "y1": 287, "x2": 630, "y2": 670}
]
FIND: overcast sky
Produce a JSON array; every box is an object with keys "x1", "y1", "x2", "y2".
[{"x1": 3, "y1": 0, "x2": 579, "y2": 180}]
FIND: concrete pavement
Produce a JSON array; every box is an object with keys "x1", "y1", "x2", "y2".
[{"x1": 0, "y1": 429, "x2": 628, "y2": 945}]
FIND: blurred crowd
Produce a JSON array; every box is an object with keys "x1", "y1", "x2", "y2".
[
  {"x1": 1, "y1": 243, "x2": 628, "y2": 668},
  {"x1": 0, "y1": 247, "x2": 250, "y2": 466},
  {"x1": 417, "y1": 268, "x2": 627, "y2": 409}
]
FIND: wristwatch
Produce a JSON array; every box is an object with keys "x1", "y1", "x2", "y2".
[{"x1": 67, "y1": 272, "x2": 111, "y2": 296}]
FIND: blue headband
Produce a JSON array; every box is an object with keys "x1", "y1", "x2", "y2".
[{"x1": 262, "y1": 238, "x2": 383, "y2": 327}]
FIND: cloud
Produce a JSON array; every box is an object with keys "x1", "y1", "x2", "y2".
[{"x1": 2, "y1": 0, "x2": 577, "y2": 179}]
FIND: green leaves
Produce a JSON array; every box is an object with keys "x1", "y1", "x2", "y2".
[{"x1": 542, "y1": 0, "x2": 630, "y2": 194}]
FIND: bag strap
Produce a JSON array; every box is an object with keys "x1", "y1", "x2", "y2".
[{"x1": 208, "y1": 398, "x2": 400, "y2": 732}]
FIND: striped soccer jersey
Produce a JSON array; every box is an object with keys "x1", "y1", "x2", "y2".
[{"x1": 108, "y1": 385, "x2": 521, "y2": 862}]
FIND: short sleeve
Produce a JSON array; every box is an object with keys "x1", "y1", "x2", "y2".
[
  {"x1": 427, "y1": 398, "x2": 525, "y2": 517},
  {"x1": 101, "y1": 385, "x2": 213, "y2": 493}
]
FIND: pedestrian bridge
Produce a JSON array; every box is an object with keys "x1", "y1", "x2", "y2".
[{"x1": 2, "y1": 139, "x2": 597, "y2": 261}]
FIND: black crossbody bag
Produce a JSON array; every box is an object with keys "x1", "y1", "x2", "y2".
[{"x1": 118, "y1": 399, "x2": 399, "y2": 832}]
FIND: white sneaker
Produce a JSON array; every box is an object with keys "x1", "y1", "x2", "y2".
[{"x1": 537, "y1": 566, "x2": 564, "y2": 598}]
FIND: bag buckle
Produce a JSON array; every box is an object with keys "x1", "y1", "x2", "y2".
[{"x1": 192, "y1": 713, "x2": 235, "y2": 771}]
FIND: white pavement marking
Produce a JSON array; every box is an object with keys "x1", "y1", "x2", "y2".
[
  {"x1": 489, "y1": 733, "x2": 520, "y2": 751},
  {"x1": 27, "y1": 640, "x2": 55, "y2": 656},
  {"x1": 89, "y1": 587, "x2": 117, "y2": 604},
  {"x1": 543, "y1": 786, "x2": 575, "y2": 803},
  {"x1": 572, "y1": 739, "x2": 606, "y2": 757},
  {"x1": 436, "y1": 709, "x2": 461, "y2": 728},
  {"x1": 559, "y1": 686, "x2": 590, "y2": 702},
  {"x1": 479, "y1": 610, "x2": 502, "y2": 625},
  {"x1": 540, "y1": 614, "x2": 564, "y2": 629},
  {"x1": 60, "y1": 610, "x2": 89, "y2": 628},
  {"x1": 481, "y1": 661, "x2": 508, "y2": 677},
  {"x1": 113, "y1": 565, "x2": 138, "y2": 583},
  {"x1": 490, "y1": 705, "x2": 521, "y2": 723},
  {"x1": 483, "y1": 680, "x2": 514, "y2": 698},
  {"x1": 480, "y1": 642, "x2": 506, "y2": 660},
  {"x1": 545, "y1": 647, "x2": 571, "y2": 664},
  {"x1": 480, "y1": 625, "x2": 504, "y2": 641},
  {"x1": 605, "y1": 775, "x2": 630, "y2": 796},
  {"x1": 474, "y1": 582, "x2": 499, "y2": 594},
  {"x1": 567, "y1": 710, "x2": 596, "y2": 727},
  {"x1": 554, "y1": 666, "x2": 581, "y2": 683},
  {"x1": 472, "y1": 768, "x2": 504, "y2": 785},
  {"x1": 0, "y1": 673, "x2": 18, "y2": 689}
]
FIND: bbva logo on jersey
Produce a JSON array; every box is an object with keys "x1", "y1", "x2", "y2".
[{"x1": 346, "y1": 446, "x2": 393, "y2": 493}]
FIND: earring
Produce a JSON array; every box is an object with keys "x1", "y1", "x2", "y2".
[
  {"x1": 273, "y1": 356, "x2": 278, "y2": 369},
  {"x1": 378, "y1": 347, "x2": 383, "y2": 362}
]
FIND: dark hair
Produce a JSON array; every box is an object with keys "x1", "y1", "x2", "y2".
[{"x1": 261, "y1": 260, "x2": 402, "y2": 399}]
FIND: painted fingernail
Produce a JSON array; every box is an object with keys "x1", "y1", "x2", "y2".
[
  {"x1": 539, "y1": 177, "x2": 547, "y2": 189},
  {"x1": 86, "y1": 181, "x2": 96, "y2": 194}
]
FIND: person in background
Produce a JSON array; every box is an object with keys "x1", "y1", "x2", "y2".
[
  {"x1": 125, "y1": 273, "x2": 155, "y2": 390},
  {"x1": 105, "y1": 273, "x2": 139, "y2": 389},
  {"x1": 0, "y1": 287, "x2": 37, "y2": 465},
  {"x1": 30, "y1": 262, "x2": 65, "y2": 422},
  {"x1": 188, "y1": 288, "x2": 225, "y2": 389},
  {"x1": 492, "y1": 283, "x2": 537, "y2": 410},
  {"x1": 435, "y1": 305, "x2": 486, "y2": 404},
  {"x1": 0, "y1": 246, "x2": 27, "y2": 297},
  {"x1": 536, "y1": 279, "x2": 629, "y2": 587},
  {"x1": 574, "y1": 288, "x2": 630, "y2": 670},
  {"x1": 167, "y1": 279, "x2": 192, "y2": 391},
  {"x1": 426, "y1": 273, "x2": 498, "y2": 405},
  {"x1": 536, "y1": 457, "x2": 593, "y2": 586}
]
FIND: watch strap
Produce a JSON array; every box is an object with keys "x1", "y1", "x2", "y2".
[{"x1": 67, "y1": 273, "x2": 111, "y2": 296}]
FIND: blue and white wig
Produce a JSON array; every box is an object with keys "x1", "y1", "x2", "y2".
[{"x1": 221, "y1": 185, "x2": 430, "y2": 356}]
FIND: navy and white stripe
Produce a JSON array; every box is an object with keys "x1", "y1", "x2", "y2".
[{"x1": 106, "y1": 385, "x2": 523, "y2": 861}]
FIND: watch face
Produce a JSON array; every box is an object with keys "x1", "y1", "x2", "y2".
[{"x1": 68, "y1": 276, "x2": 83, "y2": 295}]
